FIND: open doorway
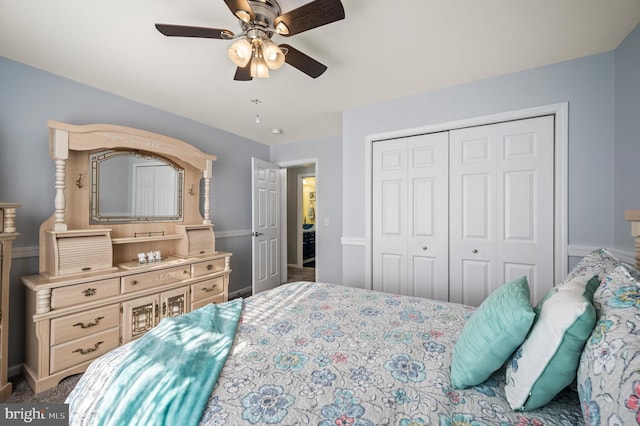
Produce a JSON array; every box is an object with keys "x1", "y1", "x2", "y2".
[{"x1": 285, "y1": 164, "x2": 316, "y2": 283}]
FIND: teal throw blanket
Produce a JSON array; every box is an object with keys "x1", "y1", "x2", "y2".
[{"x1": 93, "y1": 298, "x2": 243, "y2": 426}]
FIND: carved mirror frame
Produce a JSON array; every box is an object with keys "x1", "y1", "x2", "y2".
[{"x1": 47, "y1": 121, "x2": 216, "y2": 231}]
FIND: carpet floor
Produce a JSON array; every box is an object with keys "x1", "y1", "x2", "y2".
[{"x1": 4, "y1": 373, "x2": 81, "y2": 404}]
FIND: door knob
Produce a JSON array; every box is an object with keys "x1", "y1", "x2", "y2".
[{"x1": 251, "y1": 232, "x2": 264, "y2": 237}]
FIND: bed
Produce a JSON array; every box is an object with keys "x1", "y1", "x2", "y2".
[{"x1": 67, "y1": 249, "x2": 640, "y2": 425}]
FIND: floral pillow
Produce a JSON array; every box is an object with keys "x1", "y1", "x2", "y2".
[
  {"x1": 577, "y1": 265, "x2": 640, "y2": 425},
  {"x1": 565, "y1": 248, "x2": 622, "y2": 283}
]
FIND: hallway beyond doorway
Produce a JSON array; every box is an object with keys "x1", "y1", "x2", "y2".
[{"x1": 287, "y1": 266, "x2": 316, "y2": 283}]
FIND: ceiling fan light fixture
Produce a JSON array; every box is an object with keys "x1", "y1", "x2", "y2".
[
  {"x1": 262, "y1": 40, "x2": 285, "y2": 69},
  {"x1": 250, "y1": 41, "x2": 269, "y2": 78},
  {"x1": 275, "y1": 21, "x2": 289, "y2": 35},
  {"x1": 228, "y1": 38, "x2": 252, "y2": 67},
  {"x1": 251, "y1": 56, "x2": 269, "y2": 78},
  {"x1": 235, "y1": 10, "x2": 251, "y2": 23}
]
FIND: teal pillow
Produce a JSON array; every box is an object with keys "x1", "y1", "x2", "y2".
[
  {"x1": 451, "y1": 276, "x2": 535, "y2": 389},
  {"x1": 504, "y1": 275, "x2": 599, "y2": 410}
]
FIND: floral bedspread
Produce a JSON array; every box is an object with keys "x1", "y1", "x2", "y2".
[{"x1": 67, "y1": 281, "x2": 584, "y2": 425}]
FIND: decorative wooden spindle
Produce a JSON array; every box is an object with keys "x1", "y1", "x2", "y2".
[
  {"x1": 203, "y1": 159, "x2": 213, "y2": 225},
  {"x1": 625, "y1": 210, "x2": 640, "y2": 270},
  {"x1": 2, "y1": 207, "x2": 16, "y2": 233}
]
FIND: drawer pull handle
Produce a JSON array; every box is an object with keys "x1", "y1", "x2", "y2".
[
  {"x1": 202, "y1": 285, "x2": 218, "y2": 293},
  {"x1": 81, "y1": 267, "x2": 92, "y2": 271},
  {"x1": 72, "y1": 341, "x2": 103, "y2": 355},
  {"x1": 73, "y1": 316, "x2": 104, "y2": 329},
  {"x1": 199, "y1": 250, "x2": 205, "y2": 254},
  {"x1": 206, "y1": 264, "x2": 214, "y2": 271},
  {"x1": 184, "y1": 270, "x2": 189, "y2": 274},
  {"x1": 82, "y1": 288, "x2": 97, "y2": 297},
  {"x1": 131, "y1": 280, "x2": 138, "y2": 285}
]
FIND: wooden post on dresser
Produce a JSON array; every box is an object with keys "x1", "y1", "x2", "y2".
[
  {"x1": 625, "y1": 210, "x2": 640, "y2": 269},
  {"x1": 0, "y1": 203, "x2": 20, "y2": 401},
  {"x1": 50, "y1": 129, "x2": 69, "y2": 231}
]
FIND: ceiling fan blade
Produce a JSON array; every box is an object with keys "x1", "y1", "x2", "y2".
[
  {"x1": 280, "y1": 44, "x2": 327, "y2": 78},
  {"x1": 223, "y1": 0, "x2": 255, "y2": 22},
  {"x1": 234, "y1": 65, "x2": 253, "y2": 81},
  {"x1": 155, "y1": 24, "x2": 233, "y2": 39},
  {"x1": 274, "y1": 0, "x2": 345, "y2": 37}
]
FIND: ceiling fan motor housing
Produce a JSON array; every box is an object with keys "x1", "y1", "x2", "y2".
[{"x1": 242, "y1": 0, "x2": 282, "y2": 40}]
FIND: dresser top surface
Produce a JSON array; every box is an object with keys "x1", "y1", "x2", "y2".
[{"x1": 21, "y1": 251, "x2": 232, "y2": 289}]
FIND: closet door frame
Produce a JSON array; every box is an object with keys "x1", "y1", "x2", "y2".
[{"x1": 364, "y1": 102, "x2": 569, "y2": 292}]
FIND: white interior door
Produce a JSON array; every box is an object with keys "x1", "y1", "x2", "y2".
[
  {"x1": 449, "y1": 116, "x2": 554, "y2": 306},
  {"x1": 372, "y1": 132, "x2": 449, "y2": 298},
  {"x1": 252, "y1": 158, "x2": 281, "y2": 295}
]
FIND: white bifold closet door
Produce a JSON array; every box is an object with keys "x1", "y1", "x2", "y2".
[
  {"x1": 372, "y1": 132, "x2": 449, "y2": 299},
  {"x1": 449, "y1": 116, "x2": 554, "y2": 306},
  {"x1": 372, "y1": 115, "x2": 554, "y2": 305}
]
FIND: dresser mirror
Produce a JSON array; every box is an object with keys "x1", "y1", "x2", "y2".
[{"x1": 90, "y1": 150, "x2": 184, "y2": 223}]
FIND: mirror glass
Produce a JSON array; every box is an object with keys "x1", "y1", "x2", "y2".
[{"x1": 90, "y1": 150, "x2": 184, "y2": 223}]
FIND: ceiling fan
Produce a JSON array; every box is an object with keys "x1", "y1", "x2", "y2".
[{"x1": 155, "y1": 0, "x2": 345, "y2": 81}]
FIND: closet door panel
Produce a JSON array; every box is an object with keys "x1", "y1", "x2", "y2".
[
  {"x1": 497, "y1": 116, "x2": 554, "y2": 303},
  {"x1": 411, "y1": 255, "x2": 437, "y2": 299},
  {"x1": 450, "y1": 125, "x2": 497, "y2": 305},
  {"x1": 407, "y1": 133, "x2": 449, "y2": 300},
  {"x1": 503, "y1": 170, "x2": 535, "y2": 241},
  {"x1": 373, "y1": 132, "x2": 448, "y2": 299},
  {"x1": 504, "y1": 262, "x2": 536, "y2": 288},
  {"x1": 373, "y1": 141, "x2": 407, "y2": 294},
  {"x1": 450, "y1": 116, "x2": 554, "y2": 305},
  {"x1": 381, "y1": 253, "x2": 405, "y2": 295},
  {"x1": 461, "y1": 173, "x2": 492, "y2": 240},
  {"x1": 459, "y1": 259, "x2": 493, "y2": 307}
]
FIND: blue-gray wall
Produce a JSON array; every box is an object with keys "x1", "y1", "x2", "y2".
[
  {"x1": 614, "y1": 24, "x2": 640, "y2": 249},
  {"x1": 0, "y1": 57, "x2": 269, "y2": 369}
]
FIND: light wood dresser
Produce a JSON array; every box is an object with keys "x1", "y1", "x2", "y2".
[
  {"x1": 0, "y1": 203, "x2": 19, "y2": 401},
  {"x1": 21, "y1": 122, "x2": 232, "y2": 393}
]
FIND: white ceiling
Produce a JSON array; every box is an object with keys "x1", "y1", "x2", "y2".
[{"x1": 1, "y1": 1, "x2": 639, "y2": 145}]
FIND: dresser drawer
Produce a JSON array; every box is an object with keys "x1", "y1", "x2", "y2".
[
  {"x1": 191, "y1": 293, "x2": 226, "y2": 311},
  {"x1": 50, "y1": 304, "x2": 120, "y2": 346},
  {"x1": 191, "y1": 276, "x2": 225, "y2": 303},
  {"x1": 192, "y1": 259, "x2": 226, "y2": 277},
  {"x1": 50, "y1": 328, "x2": 119, "y2": 374},
  {"x1": 51, "y1": 278, "x2": 120, "y2": 309},
  {"x1": 122, "y1": 265, "x2": 190, "y2": 293}
]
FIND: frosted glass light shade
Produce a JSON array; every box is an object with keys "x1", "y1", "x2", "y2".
[
  {"x1": 250, "y1": 55, "x2": 269, "y2": 78},
  {"x1": 263, "y1": 41, "x2": 285, "y2": 70},
  {"x1": 228, "y1": 39, "x2": 252, "y2": 67}
]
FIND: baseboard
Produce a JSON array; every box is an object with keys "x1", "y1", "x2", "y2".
[
  {"x1": 229, "y1": 286, "x2": 252, "y2": 299},
  {"x1": 8, "y1": 363, "x2": 22, "y2": 379}
]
